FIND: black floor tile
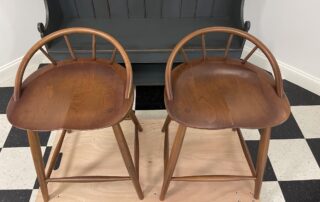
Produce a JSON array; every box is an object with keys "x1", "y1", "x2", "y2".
[
  {"x1": 38, "y1": 63, "x2": 48, "y2": 69},
  {"x1": 34, "y1": 146, "x2": 52, "y2": 189},
  {"x1": 246, "y1": 140, "x2": 277, "y2": 181},
  {"x1": 135, "y1": 86, "x2": 165, "y2": 110},
  {"x1": 268, "y1": 113, "x2": 304, "y2": 139},
  {"x1": 0, "y1": 87, "x2": 13, "y2": 114},
  {"x1": 307, "y1": 138, "x2": 320, "y2": 168},
  {"x1": 3, "y1": 127, "x2": 50, "y2": 148},
  {"x1": 43, "y1": 146, "x2": 52, "y2": 166},
  {"x1": 0, "y1": 189, "x2": 32, "y2": 202},
  {"x1": 134, "y1": 80, "x2": 320, "y2": 109},
  {"x1": 245, "y1": 140, "x2": 277, "y2": 181},
  {"x1": 54, "y1": 152, "x2": 63, "y2": 170},
  {"x1": 33, "y1": 181, "x2": 39, "y2": 190},
  {"x1": 279, "y1": 180, "x2": 320, "y2": 202},
  {"x1": 284, "y1": 80, "x2": 320, "y2": 106}
]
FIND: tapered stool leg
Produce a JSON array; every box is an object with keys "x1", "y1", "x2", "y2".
[
  {"x1": 130, "y1": 110, "x2": 142, "y2": 178},
  {"x1": 254, "y1": 127, "x2": 271, "y2": 199},
  {"x1": 160, "y1": 125, "x2": 187, "y2": 201},
  {"x1": 130, "y1": 110, "x2": 143, "y2": 132},
  {"x1": 112, "y1": 124, "x2": 144, "y2": 200},
  {"x1": 27, "y1": 130, "x2": 49, "y2": 202},
  {"x1": 161, "y1": 115, "x2": 171, "y2": 132}
]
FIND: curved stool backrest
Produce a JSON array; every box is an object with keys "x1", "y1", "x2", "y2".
[
  {"x1": 13, "y1": 27, "x2": 133, "y2": 102},
  {"x1": 165, "y1": 26, "x2": 283, "y2": 100}
]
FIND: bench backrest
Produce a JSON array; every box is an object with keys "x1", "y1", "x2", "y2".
[
  {"x1": 54, "y1": 0, "x2": 243, "y2": 20},
  {"x1": 40, "y1": 0, "x2": 248, "y2": 85}
]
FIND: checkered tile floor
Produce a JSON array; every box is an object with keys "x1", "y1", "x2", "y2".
[{"x1": 0, "y1": 71, "x2": 320, "y2": 201}]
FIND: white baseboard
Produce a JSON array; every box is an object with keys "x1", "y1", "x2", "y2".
[
  {"x1": 0, "y1": 57, "x2": 23, "y2": 72},
  {"x1": 0, "y1": 57, "x2": 23, "y2": 85},
  {"x1": 0, "y1": 51, "x2": 47, "y2": 85},
  {"x1": 242, "y1": 46, "x2": 320, "y2": 96},
  {"x1": 0, "y1": 51, "x2": 47, "y2": 72}
]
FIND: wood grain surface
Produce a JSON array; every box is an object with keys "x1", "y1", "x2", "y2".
[{"x1": 36, "y1": 114, "x2": 259, "y2": 201}]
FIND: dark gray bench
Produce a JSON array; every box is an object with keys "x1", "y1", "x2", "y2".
[{"x1": 38, "y1": 0, "x2": 250, "y2": 85}]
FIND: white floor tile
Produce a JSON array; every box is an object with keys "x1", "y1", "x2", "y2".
[
  {"x1": 0, "y1": 114, "x2": 12, "y2": 148},
  {"x1": 135, "y1": 110, "x2": 167, "y2": 119},
  {"x1": 0, "y1": 147, "x2": 45, "y2": 189},
  {"x1": 0, "y1": 66, "x2": 16, "y2": 87},
  {"x1": 261, "y1": 181, "x2": 285, "y2": 202},
  {"x1": 0, "y1": 52, "x2": 47, "y2": 87},
  {"x1": 291, "y1": 106, "x2": 320, "y2": 139},
  {"x1": 0, "y1": 77, "x2": 15, "y2": 87},
  {"x1": 241, "y1": 129, "x2": 260, "y2": 140},
  {"x1": 268, "y1": 139, "x2": 320, "y2": 181},
  {"x1": 47, "y1": 130, "x2": 59, "y2": 147},
  {"x1": 29, "y1": 189, "x2": 39, "y2": 202}
]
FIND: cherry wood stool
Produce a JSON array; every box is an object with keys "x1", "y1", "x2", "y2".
[
  {"x1": 6, "y1": 28, "x2": 144, "y2": 201},
  {"x1": 160, "y1": 27, "x2": 290, "y2": 200}
]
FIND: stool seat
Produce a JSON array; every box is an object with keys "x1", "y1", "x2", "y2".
[
  {"x1": 7, "y1": 59, "x2": 133, "y2": 131},
  {"x1": 160, "y1": 27, "x2": 291, "y2": 201},
  {"x1": 7, "y1": 28, "x2": 144, "y2": 201},
  {"x1": 165, "y1": 58, "x2": 290, "y2": 129}
]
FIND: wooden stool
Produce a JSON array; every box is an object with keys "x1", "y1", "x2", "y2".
[
  {"x1": 160, "y1": 27, "x2": 290, "y2": 200},
  {"x1": 6, "y1": 28, "x2": 143, "y2": 201}
]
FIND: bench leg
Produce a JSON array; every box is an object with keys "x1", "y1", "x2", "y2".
[
  {"x1": 112, "y1": 124, "x2": 144, "y2": 200},
  {"x1": 130, "y1": 110, "x2": 143, "y2": 132},
  {"x1": 27, "y1": 130, "x2": 49, "y2": 202},
  {"x1": 161, "y1": 115, "x2": 171, "y2": 132},
  {"x1": 160, "y1": 124, "x2": 187, "y2": 201},
  {"x1": 254, "y1": 127, "x2": 271, "y2": 199}
]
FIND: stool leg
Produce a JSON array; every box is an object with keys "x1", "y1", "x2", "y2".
[
  {"x1": 161, "y1": 115, "x2": 171, "y2": 132},
  {"x1": 130, "y1": 110, "x2": 143, "y2": 132},
  {"x1": 112, "y1": 124, "x2": 144, "y2": 200},
  {"x1": 130, "y1": 110, "x2": 142, "y2": 178},
  {"x1": 254, "y1": 127, "x2": 271, "y2": 199},
  {"x1": 27, "y1": 130, "x2": 49, "y2": 202},
  {"x1": 160, "y1": 125, "x2": 187, "y2": 201}
]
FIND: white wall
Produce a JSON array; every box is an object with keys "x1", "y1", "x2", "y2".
[
  {"x1": 0, "y1": 0, "x2": 45, "y2": 67},
  {"x1": 0, "y1": 0, "x2": 319, "y2": 92},
  {"x1": 244, "y1": 0, "x2": 320, "y2": 79}
]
